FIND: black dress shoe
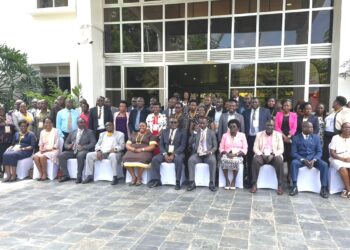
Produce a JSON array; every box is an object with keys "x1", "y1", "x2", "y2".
[
  {"x1": 175, "y1": 181, "x2": 181, "y2": 190},
  {"x1": 149, "y1": 180, "x2": 161, "y2": 188},
  {"x1": 209, "y1": 182, "x2": 217, "y2": 192},
  {"x1": 187, "y1": 182, "x2": 196, "y2": 191},
  {"x1": 320, "y1": 187, "x2": 329, "y2": 199},
  {"x1": 76, "y1": 177, "x2": 83, "y2": 184},
  {"x1": 58, "y1": 176, "x2": 70, "y2": 183},
  {"x1": 81, "y1": 177, "x2": 92, "y2": 184},
  {"x1": 147, "y1": 179, "x2": 156, "y2": 188},
  {"x1": 289, "y1": 186, "x2": 298, "y2": 196},
  {"x1": 111, "y1": 176, "x2": 119, "y2": 185}
]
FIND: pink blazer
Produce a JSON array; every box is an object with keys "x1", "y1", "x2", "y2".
[
  {"x1": 219, "y1": 132, "x2": 248, "y2": 155},
  {"x1": 274, "y1": 111, "x2": 297, "y2": 136}
]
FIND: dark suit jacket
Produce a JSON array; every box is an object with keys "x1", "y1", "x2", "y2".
[
  {"x1": 291, "y1": 133, "x2": 322, "y2": 161},
  {"x1": 243, "y1": 107, "x2": 271, "y2": 136},
  {"x1": 217, "y1": 112, "x2": 245, "y2": 141},
  {"x1": 128, "y1": 108, "x2": 150, "y2": 132},
  {"x1": 88, "y1": 106, "x2": 113, "y2": 132},
  {"x1": 64, "y1": 128, "x2": 96, "y2": 152},
  {"x1": 296, "y1": 115, "x2": 320, "y2": 134},
  {"x1": 208, "y1": 108, "x2": 227, "y2": 119},
  {"x1": 230, "y1": 96, "x2": 245, "y2": 113},
  {"x1": 159, "y1": 128, "x2": 187, "y2": 155},
  {"x1": 189, "y1": 128, "x2": 218, "y2": 155}
]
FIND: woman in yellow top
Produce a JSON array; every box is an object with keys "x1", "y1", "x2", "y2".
[
  {"x1": 122, "y1": 122, "x2": 157, "y2": 186},
  {"x1": 12, "y1": 102, "x2": 34, "y2": 131},
  {"x1": 33, "y1": 117, "x2": 60, "y2": 181}
]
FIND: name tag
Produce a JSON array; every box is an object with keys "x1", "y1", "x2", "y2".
[
  {"x1": 168, "y1": 145, "x2": 174, "y2": 154},
  {"x1": 5, "y1": 126, "x2": 11, "y2": 133},
  {"x1": 263, "y1": 149, "x2": 271, "y2": 156},
  {"x1": 38, "y1": 121, "x2": 44, "y2": 129},
  {"x1": 152, "y1": 124, "x2": 159, "y2": 131},
  {"x1": 252, "y1": 120, "x2": 259, "y2": 128}
]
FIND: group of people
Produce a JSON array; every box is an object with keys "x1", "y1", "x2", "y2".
[{"x1": 1, "y1": 90, "x2": 350, "y2": 199}]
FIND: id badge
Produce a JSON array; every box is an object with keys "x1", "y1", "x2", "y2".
[
  {"x1": 38, "y1": 121, "x2": 44, "y2": 129},
  {"x1": 252, "y1": 120, "x2": 259, "y2": 128},
  {"x1": 5, "y1": 126, "x2": 11, "y2": 133},
  {"x1": 168, "y1": 145, "x2": 174, "y2": 154},
  {"x1": 263, "y1": 149, "x2": 271, "y2": 156},
  {"x1": 152, "y1": 124, "x2": 159, "y2": 131}
]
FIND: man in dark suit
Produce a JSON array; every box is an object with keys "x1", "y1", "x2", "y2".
[
  {"x1": 148, "y1": 116, "x2": 187, "y2": 190},
  {"x1": 229, "y1": 89, "x2": 244, "y2": 112},
  {"x1": 243, "y1": 97, "x2": 271, "y2": 186},
  {"x1": 289, "y1": 121, "x2": 329, "y2": 198},
  {"x1": 208, "y1": 97, "x2": 226, "y2": 136},
  {"x1": 58, "y1": 118, "x2": 96, "y2": 183},
  {"x1": 128, "y1": 97, "x2": 150, "y2": 133},
  {"x1": 218, "y1": 100, "x2": 245, "y2": 142},
  {"x1": 188, "y1": 117, "x2": 218, "y2": 192},
  {"x1": 89, "y1": 96, "x2": 113, "y2": 140},
  {"x1": 50, "y1": 96, "x2": 66, "y2": 127},
  {"x1": 162, "y1": 97, "x2": 177, "y2": 120}
]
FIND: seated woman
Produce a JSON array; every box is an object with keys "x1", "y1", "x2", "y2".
[
  {"x1": 2, "y1": 120, "x2": 36, "y2": 182},
  {"x1": 219, "y1": 119, "x2": 248, "y2": 190},
  {"x1": 33, "y1": 117, "x2": 60, "y2": 181},
  {"x1": 329, "y1": 122, "x2": 350, "y2": 198},
  {"x1": 123, "y1": 122, "x2": 157, "y2": 186}
]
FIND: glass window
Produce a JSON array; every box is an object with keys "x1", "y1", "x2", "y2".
[
  {"x1": 124, "y1": 0, "x2": 139, "y2": 3},
  {"x1": 210, "y1": 18, "x2": 231, "y2": 49},
  {"x1": 122, "y1": 7, "x2": 141, "y2": 21},
  {"x1": 105, "y1": 66, "x2": 121, "y2": 88},
  {"x1": 38, "y1": 0, "x2": 53, "y2": 8},
  {"x1": 188, "y1": 2, "x2": 208, "y2": 17},
  {"x1": 285, "y1": 12, "x2": 309, "y2": 45},
  {"x1": 165, "y1": 4, "x2": 185, "y2": 19},
  {"x1": 313, "y1": 0, "x2": 333, "y2": 8},
  {"x1": 310, "y1": 59, "x2": 331, "y2": 85},
  {"x1": 104, "y1": 25, "x2": 120, "y2": 53},
  {"x1": 311, "y1": 10, "x2": 333, "y2": 43},
  {"x1": 165, "y1": 21, "x2": 185, "y2": 51},
  {"x1": 211, "y1": 0, "x2": 232, "y2": 16},
  {"x1": 286, "y1": 0, "x2": 309, "y2": 10},
  {"x1": 260, "y1": 0, "x2": 283, "y2": 12},
  {"x1": 235, "y1": 0, "x2": 257, "y2": 14},
  {"x1": 55, "y1": 0, "x2": 68, "y2": 7},
  {"x1": 105, "y1": 0, "x2": 118, "y2": 3},
  {"x1": 259, "y1": 14, "x2": 282, "y2": 46},
  {"x1": 106, "y1": 91, "x2": 121, "y2": 107},
  {"x1": 231, "y1": 64, "x2": 255, "y2": 87},
  {"x1": 257, "y1": 63, "x2": 277, "y2": 86},
  {"x1": 309, "y1": 87, "x2": 330, "y2": 110},
  {"x1": 104, "y1": 8, "x2": 120, "y2": 22},
  {"x1": 123, "y1": 24, "x2": 141, "y2": 52},
  {"x1": 257, "y1": 87, "x2": 305, "y2": 104},
  {"x1": 235, "y1": 16, "x2": 256, "y2": 48},
  {"x1": 125, "y1": 67, "x2": 160, "y2": 88},
  {"x1": 144, "y1": 23, "x2": 163, "y2": 52},
  {"x1": 125, "y1": 90, "x2": 159, "y2": 106},
  {"x1": 188, "y1": 20, "x2": 208, "y2": 50},
  {"x1": 144, "y1": 5, "x2": 162, "y2": 20}
]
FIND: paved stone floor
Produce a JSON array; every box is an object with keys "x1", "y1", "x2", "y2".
[{"x1": 0, "y1": 180, "x2": 349, "y2": 250}]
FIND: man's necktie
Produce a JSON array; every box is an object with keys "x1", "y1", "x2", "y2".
[
  {"x1": 250, "y1": 109, "x2": 256, "y2": 135},
  {"x1": 67, "y1": 110, "x2": 72, "y2": 132},
  {"x1": 198, "y1": 131, "x2": 205, "y2": 154},
  {"x1": 169, "y1": 129, "x2": 174, "y2": 145},
  {"x1": 74, "y1": 130, "x2": 82, "y2": 154}
]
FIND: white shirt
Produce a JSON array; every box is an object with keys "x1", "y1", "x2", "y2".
[
  {"x1": 97, "y1": 106, "x2": 105, "y2": 130},
  {"x1": 197, "y1": 128, "x2": 208, "y2": 155},
  {"x1": 214, "y1": 110, "x2": 223, "y2": 133},
  {"x1": 169, "y1": 128, "x2": 177, "y2": 145},
  {"x1": 100, "y1": 134, "x2": 115, "y2": 153},
  {"x1": 227, "y1": 113, "x2": 236, "y2": 124},
  {"x1": 249, "y1": 108, "x2": 260, "y2": 136},
  {"x1": 324, "y1": 112, "x2": 336, "y2": 132}
]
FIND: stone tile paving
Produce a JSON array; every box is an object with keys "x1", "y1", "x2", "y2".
[{"x1": 0, "y1": 180, "x2": 349, "y2": 250}]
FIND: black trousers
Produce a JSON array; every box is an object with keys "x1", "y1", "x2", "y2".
[
  {"x1": 322, "y1": 131, "x2": 334, "y2": 164},
  {"x1": 58, "y1": 150, "x2": 89, "y2": 179},
  {"x1": 246, "y1": 135, "x2": 256, "y2": 185}
]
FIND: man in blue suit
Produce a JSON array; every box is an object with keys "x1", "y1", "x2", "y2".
[
  {"x1": 289, "y1": 121, "x2": 329, "y2": 198},
  {"x1": 148, "y1": 116, "x2": 187, "y2": 190},
  {"x1": 243, "y1": 97, "x2": 271, "y2": 186}
]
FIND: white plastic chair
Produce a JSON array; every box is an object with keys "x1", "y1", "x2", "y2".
[
  {"x1": 297, "y1": 166, "x2": 322, "y2": 193},
  {"x1": 159, "y1": 162, "x2": 186, "y2": 185},
  {"x1": 328, "y1": 165, "x2": 345, "y2": 194},
  {"x1": 67, "y1": 159, "x2": 78, "y2": 179},
  {"x1": 125, "y1": 166, "x2": 151, "y2": 184},
  {"x1": 257, "y1": 164, "x2": 278, "y2": 190},
  {"x1": 16, "y1": 157, "x2": 34, "y2": 180},
  {"x1": 218, "y1": 163, "x2": 244, "y2": 188},
  {"x1": 94, "y1": 159, "x2": 114, "y2": 182},
  {"x1": 195, "y1": 163, "x2": 211, "y2": 187}
]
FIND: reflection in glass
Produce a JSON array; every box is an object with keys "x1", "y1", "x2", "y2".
[
  {"x1": 313, "y1": 0, "x2": 333, "y2": 8},
  {"x1": 106, "y1": 91, "x2": 121, "y2": 107},
  {"x1": 144, "y1": 5, "x2": 162, "y2": 20},
  {"x1": 126, "y1": 90, "x2": 159, "y2": 106},
  {"x1": 124, "y1": 0, "x2": 139, "y2": 2},
  {"x1": 309, "y1": 87, "x2": 330, "y2": 110},
  {"x1": 285, "y1": 0, "x2": 309, "y2": 10},
  {"x1": 188, "y1": 20, "x2": 207, "y2": 50},
  {"x1": 122, "y1": 7, "x2": 141, "y2": 21},
  {"x1": 260, "y1": 0, "x2": 283, "y2": 12},
  {"x1": 166, "y1": 21, "x2": 185, "y2": 51},
  {"x1": 259, "y1": 14, "x2": 282, "y2": 46},
  {"x1": 55, "y1": 0, "x2": 68, "y2": 7},
  {"x1": 211, "y1": 0, "x2": 232, "y2": 15},
  {"x1": 104, "y1": 25, "x2": 120, "y2": 53},
  {"x1": 235, "y1": 0, "x2": 257, "y2": 14},
  {"x1": 311, "y1": 10, "x2": 333, "y2": 43},
  {"x1": 105, "y1": 66, "x2": 121, "y2": 88},
  {"x1": 235, "y1": 16, "x2": 256, "y2": 48},
  {"x1": 231, "y1": 64, "x2": 255, "y2": 87},
  {"x1": 38, "y1": 0, "x2": 53, "y2": 8},
  {"x1": 257, "y1": 63, "x2": 277, "y2": 86},
  {"x1": 188, "y1": 2, "x2": 208, "y2": 17},
  {"x1": 285, "y1": 12, "x2": 309, "y2": 45},
  {"x1": 165, "y1": 4, "x2": 185, "y2": 19},
  {"x1": 310, "y1": 59, "x2": 331, "y2": 84},
  {"x1": 104, "y1": 8, "x2": 120, "y2": 22},
  {"x1": 211, "y1": 18, "x2": 231, "y2": 49},
  {"x1": 105, "y1": 0, "x2": 118, "y2": 3},
  {"x1": 123, "y1": 24, "x2": 141, "y2": 52},
  {"x1": 125, "y1": 67, "x2": 160, "y2": 88},
  {"x1": 257, "y1": 87, "x2": 305, "y2": 104},
  {"x1": 144, "y1": 23, "x2": 163, "y2": 52}
]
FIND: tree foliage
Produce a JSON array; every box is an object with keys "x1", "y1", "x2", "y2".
[{"x1": 339, "y1": 60, "x2": 350, "y2": 79}]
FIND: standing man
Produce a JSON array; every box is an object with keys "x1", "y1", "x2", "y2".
[
  {"x1": 29, "y1": 99, "x2": 39, "y2": 117},
  {"x1": 84, "y1": 122, "x2": 125, "y2": 185},
  {"x1": 50, "y1": 96, "x2": 66, "y2": 127},
  {"x1": 243, "y1": 97, "x2": 271, "y2": 186},
  {"x1": 203, "y1": 95, "x2": 215, "y2": 117},
  {"x1": 250, "y1": 120, "x2": 284, "y2": 195},
  {"x1": 89, "y1": 96, "x2": 113, "y2": 140},
  {"x1": 229, "y1": 89, "x2": 244, "y2": 111},
  {"x1": 56, "y1": 99, "x2": 80, "y2": 140},
  {"x1": 163, "y1": 97, "x2": 177, "y2": 120},
  {"x1": 129, "y1": 97, "x2": 150, "y2": 133},
  {"x1": 218, "y1": 100, "x2": 245, "y2": 142},
  {"x1": 58, "y1": 118, "x2": 96, "y2": 183},
  {"x1": 127, "y1": 97, "x2": 137, "y2": 112},
  {"x1": 105, "y1": 98, "x2": 118, "y2": 116},
  {"x1": 148, "y1": 117, "x2": 187, "y2": 190},
  {"x1": 289, "y1": 122, "x2": 329, "y2": 198},
  {"x1": 187, "y1": 117, "x2": 217, "y2": 192},
  {"x1": 208, "y1": 97, "x2": 226, "y2": 135},
  {"x1": 33, "y1": 99, "x2": 50, "y2": 141}
]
